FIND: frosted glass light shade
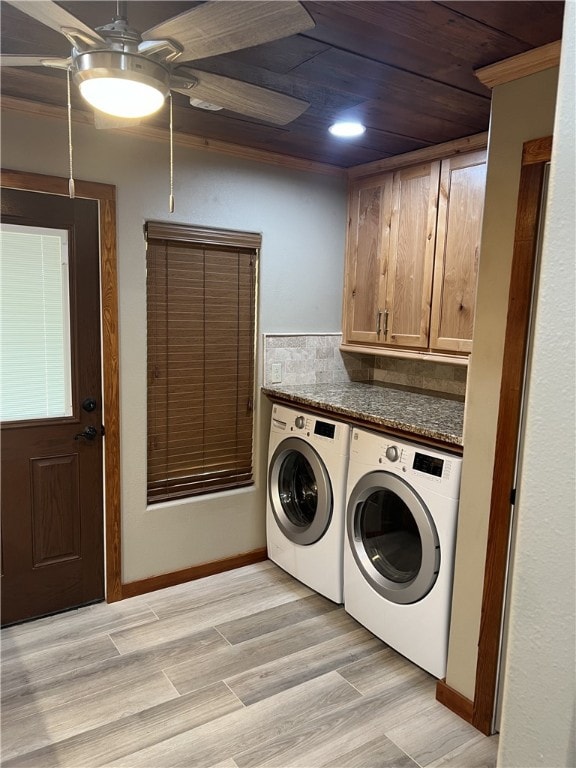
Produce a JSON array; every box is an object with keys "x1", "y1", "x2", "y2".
[
  {"x1": 73, "y1": 51, "x2": 170, "y2": 119},
  {"x1": 79, "y1": 77, "x2": 165, "y2": 118}
]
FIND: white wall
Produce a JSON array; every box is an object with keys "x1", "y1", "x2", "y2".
[
  {"x1": 0, "y1": 112, "x2": 348, "y2": 581},
  {"x1": 445, "y1": 65, "x2": 559, "y2": 699},
  {"x1": 497, "y1": 3, "x2": 576, "y2": 766}
]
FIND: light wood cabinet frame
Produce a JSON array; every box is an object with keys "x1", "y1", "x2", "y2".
[
  {"x1": 385, "y1": 161, "x2": 440, "y2": 348},
  {"x1": 430, "y1": 151, "x2": 487, "y2": 353},
  {"x1": 343, "y1": 149, "x2": 486, "y2": 358},
  {"x1": 344, "y1": 175, "x2": 392, "y2": 346},
  {"x1": 343, "y1": 161, "x2": 441, "y2": 350}
]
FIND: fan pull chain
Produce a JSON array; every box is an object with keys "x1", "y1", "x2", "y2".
[
  {"x1": 169, "y1": 93, "x2": 175, "y2": 213},
  {"x1": 66, "y1": 68, "x2": 75, "y2": 199}
]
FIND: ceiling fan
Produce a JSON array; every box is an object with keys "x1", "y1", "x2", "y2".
[{"x1": 0, "y1": 0, "x2": 315, "y2": 125}]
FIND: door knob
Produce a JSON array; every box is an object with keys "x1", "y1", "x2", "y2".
[
  {"x1": 81, "y1": 397, "x2": 97, "y2": 412},
  {"x1": 74, "y1": 426, "x2": 98, "y2": 441}
]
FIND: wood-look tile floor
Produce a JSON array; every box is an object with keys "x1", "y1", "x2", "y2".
[{"x1": 1, "y1": 561, "x2": 499, "y2": 768}]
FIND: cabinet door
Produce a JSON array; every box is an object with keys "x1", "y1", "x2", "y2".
[
  {"x1": 343, "y1": 176, "x2": 392, "y2": 345},
  {"x1": 430, "y1": 150, "x2": 486, "y2": 353},
  {"x1": 384, "y1": 162, "x2": 440, "y2": 348}
]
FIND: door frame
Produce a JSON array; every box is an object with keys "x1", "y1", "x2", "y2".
[
  {"x1": 435, "y1": 136, "x2": 553, "y2": 733},
  {"x1": 472, "y1": 136, "x2": 553, "y2": 733},
  {"x1": 1, "y1": 168, "x2": 122, "y2": 603}
]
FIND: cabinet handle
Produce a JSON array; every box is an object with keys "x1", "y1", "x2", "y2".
[
  {"x1": 376, "y1": 309, "x2": 382, "y2": 336},
  {"x1": 383, "y1": 309, "x2": 389, "y2": 338}
]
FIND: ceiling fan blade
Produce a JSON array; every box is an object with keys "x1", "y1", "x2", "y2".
[
  {"x1": 3, "y1": 0, "x2": 105, "y2": 47},
  {"x1": 142, "y1": 1, "x2": 315, "y2": 63},
  {"x1": 0, "y1": 54, "x2": 70, "y2": 69},
  {"x1": 172, "y1": 68, "x2": 309, "y2": 125}
]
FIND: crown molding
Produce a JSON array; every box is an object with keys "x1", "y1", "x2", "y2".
[
  {"x1": 475, "y1": 40, "x2": 561, "y2": 90},
  {"x1": 1, "y1": 96, "x2": 346, "y2": 179},
  {"x1": 347, "y1": 132, "x2": 488, "y2": 180}
]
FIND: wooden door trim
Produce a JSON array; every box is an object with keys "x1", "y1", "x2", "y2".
[
  {"x1": 442, "y1": 136, "x2": 552, "y2": 734},
  {"x1": 436, "y1": 680, "x2": 474, "y2": 724},
  {"x1": 1, "y1": 168, "x2": 122, "y2": 603}
]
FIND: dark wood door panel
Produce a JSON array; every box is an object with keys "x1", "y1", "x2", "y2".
[
  {"x1": 31, "y1": 454, "x2": 81, "y2": 566},
  {"x1": 1, "y1": 188, "x2": 104, "y2": 626}
]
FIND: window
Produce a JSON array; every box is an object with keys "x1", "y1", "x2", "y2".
[
  {"x1": 146, "y1": 222, "x2": 259, "y2": 503},
  {"x1": 0, "y1": 223, "x2": 72, "y2": 422}
]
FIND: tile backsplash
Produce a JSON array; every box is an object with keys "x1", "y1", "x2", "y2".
[
  {"x1": 263, "y1": 333, "x2": 467, "y2": 397},
  {"x1": 372, "y1": 355, "x2": 467, "y2": 397},
  {"x1": 263, "y1": 334, "x2": 371, "y2": 385}
]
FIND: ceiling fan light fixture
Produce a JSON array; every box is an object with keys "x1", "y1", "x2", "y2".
[
  {"x1": 79, "y1": 77, "x2": 165, "y2": 118},
  {"x1": 74, "y1": 51, "x2": 170, "y2": 118},
  {"x1": 329, "y1": 121, "x2": 366, "y2": 138}
]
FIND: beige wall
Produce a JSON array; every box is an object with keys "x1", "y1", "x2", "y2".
[
  {"x1": 497, "y1": 5, "x2": 575, "y2": 763},
  {"x1": 445, "y1": 67, "x2": 559, "y2": 699},
  {"x1": 0, "y1": 111, "x2": 347, "y2": 583}
]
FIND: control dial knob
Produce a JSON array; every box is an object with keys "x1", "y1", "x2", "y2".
[
  {"x1": 294, "y1": 416, "x2": 305, "y2": 429},
  {"x1": 385, "y1": 445, "x2": 400, "y2": 462}
]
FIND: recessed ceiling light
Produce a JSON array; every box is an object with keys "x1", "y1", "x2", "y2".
[{"x1": 328, "y1": 121, "x2": 366, "y2": 138}]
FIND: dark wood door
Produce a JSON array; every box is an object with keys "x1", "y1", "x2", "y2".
[{"x1": 1, "y1": 188, "x2": 104, "y2": 626}]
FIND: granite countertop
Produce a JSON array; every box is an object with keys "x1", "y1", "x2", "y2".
[{"x1": 262, "y1": 382, "x2": 465, "y2": 447}]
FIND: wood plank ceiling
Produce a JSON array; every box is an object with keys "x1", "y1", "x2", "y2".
[{"x1": 0, "y1": 1, "x2": 565, "y2": 168}]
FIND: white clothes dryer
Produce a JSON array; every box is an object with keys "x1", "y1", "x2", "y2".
[
  {"x1": 266, "y1": 403, "x2": 350, "y2": 604},
  {"x1": 344, "y1": 427, "x2": 463, "y2": 678}
]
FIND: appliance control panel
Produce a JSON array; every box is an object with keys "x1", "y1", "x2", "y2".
[
  {"x1": 412, "y1": 451, "x2": 444, "y2": 477},
  {"x1": 313, "y1": 420, "x2": 335, "y2": 439},
  {"x1": 375, "y1": 440, "x2": 452, "y2": 479},
  {"x1": 292, "y1": 413, "x2": 313, "y2": 432},
  {"x1": 270, "y1": 404, "x2": 349, "y2": 450},
  {"x1": 351, "y1": 427, "x2": 462, "y2": 496},
  {"x1": 385, "y1": 445, "x2": 400, "y2": 462},
  {"x1": 290, "y1": 413, "x2": 335, "y2": 439}
]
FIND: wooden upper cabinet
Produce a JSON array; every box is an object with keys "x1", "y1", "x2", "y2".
[
  {"x1": 343, "y1": 162, "x2": 441, "y2": 350},
  {"x1": 430, "y1": 150, "x2": 487, "y2": 353},
  {"x1": 343, "y1": 175, "x2": 392, "y2": 345},
  {"x1": 385, "y1": 162, "x2": 440, "y2": 348},
  {"x1": 343, "y1": 148, "x2": 486, "y2": 357}
]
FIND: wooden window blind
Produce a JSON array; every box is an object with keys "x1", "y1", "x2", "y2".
[{"x1": 146, "y1": 222, "x2": 260, "y2": 504}]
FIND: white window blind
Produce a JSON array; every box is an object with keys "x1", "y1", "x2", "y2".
[{"x1": 0, "y1": 224, "x2": 72, "y2": 422}]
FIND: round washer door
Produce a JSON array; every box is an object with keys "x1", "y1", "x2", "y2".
[
  {"x1": 268, "y1": 437, "x2": 333, "y2": 545},
  {"x1": 347, "y1": 471, "x2": 440, "y2": 604}
]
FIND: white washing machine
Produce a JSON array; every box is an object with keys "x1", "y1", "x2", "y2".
[
  {"x1": 266, "y1": 403, "x2": 350, "y2": 604},
  {"x1": 344, "y1": 427, "x2": 463, "y2": 678}
]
